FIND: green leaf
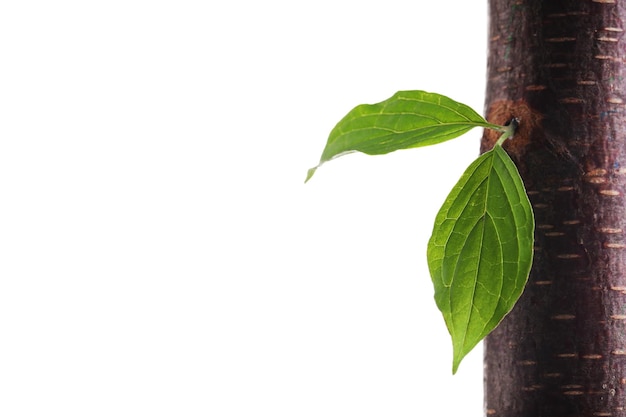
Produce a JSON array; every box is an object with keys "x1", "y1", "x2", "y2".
[
  {"x1": 427, "y1": 145, "x2": 534, "y2": 374},
  {"x1": 305, "y1": 90, "x2": 503, "y2": 182}
]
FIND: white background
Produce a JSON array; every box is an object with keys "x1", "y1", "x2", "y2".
[{"x1": 1, "y1": 1, "x2": 488, "y2": 416}]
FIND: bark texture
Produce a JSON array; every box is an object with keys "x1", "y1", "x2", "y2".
[{"x1": 482, "y1": 1, "x2": 626, "y2": 416}]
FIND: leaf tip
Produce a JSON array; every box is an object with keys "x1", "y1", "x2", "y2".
[
  {"x1": 305, "y1": 166, "x2": 317, "y2": 183},
  {"x1": 452, "y1": 356, "x2": 461, "y2": 375},
  {"x1": 451, "y1": 345, "x2": 469, "y2": 374}
]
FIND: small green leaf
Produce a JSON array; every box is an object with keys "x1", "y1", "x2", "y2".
[
  {"x1": 427, "y1": 145, "x2": 534, "y2": 374},
  {"x1": 306, "y1": 90, "x2": 503, "y2": 182}
]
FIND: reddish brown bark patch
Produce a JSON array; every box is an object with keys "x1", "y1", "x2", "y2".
[{"x1": 482, "y1": 99, "x2": 542, "y2": 157}]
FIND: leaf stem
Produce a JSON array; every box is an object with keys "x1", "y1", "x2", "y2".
[{"x1": 496, "y1": 118, "x2": 519, "y2": 147}]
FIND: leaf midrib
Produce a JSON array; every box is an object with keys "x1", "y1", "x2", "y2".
[
  {"x1": 448, "y1": 150, "x2": 501, "y2": 351},
  {"x1": 336, "y1": 121, "x2": 494, "y2": 136}
]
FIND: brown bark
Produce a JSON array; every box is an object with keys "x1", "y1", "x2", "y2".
[{"x1": 482, "y1": 1, "x2": 626, "y2": 416}]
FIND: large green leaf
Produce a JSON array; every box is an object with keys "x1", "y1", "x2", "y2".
[
  {"x1": 306, "y1": 90, "x2": 502, "y2": 182},
  {"x1": 427, "y1": 145, "x2": 534, "y2": 374}
]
